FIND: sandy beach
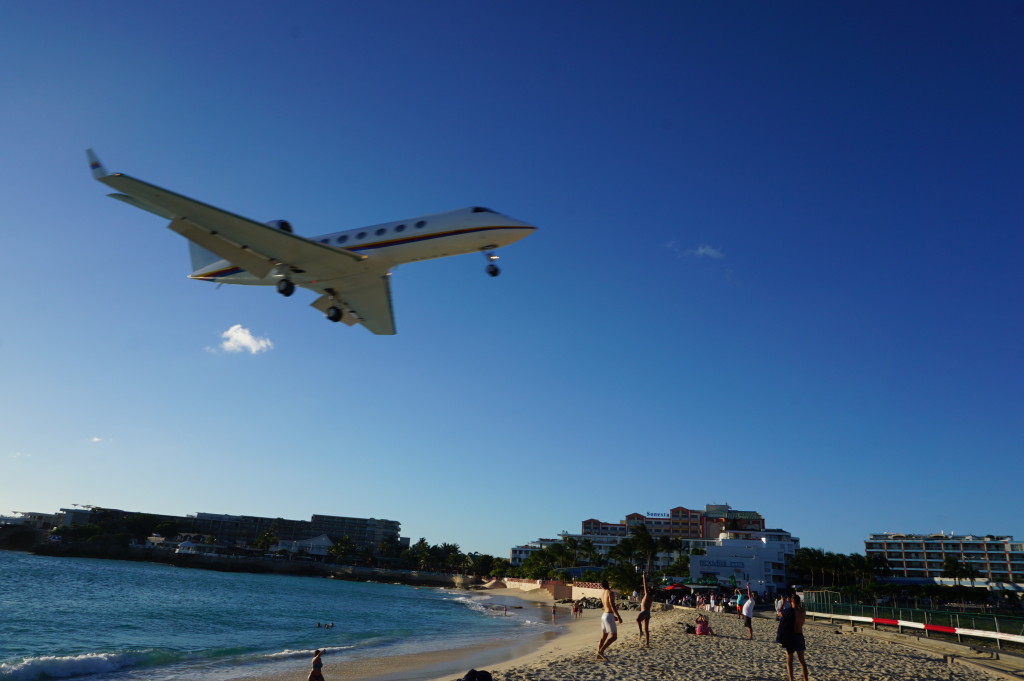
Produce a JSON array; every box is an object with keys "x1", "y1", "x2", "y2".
[
  {"x1": 237, "y1": 587, "x2": 996, "y2": 681},
  {"x1": 467, "y1": 606, "x2": 995, "y2": 681}
]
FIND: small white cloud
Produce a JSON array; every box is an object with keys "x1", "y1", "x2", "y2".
[
  {"x1": 686, "y1": 244, "x2": 725, "y2": 259},
  {"x1": 664, "y1": 242, "x2": 725, "y2": 259},
  {"x1": 90, "y1": 437, "x2": 103, "y2": 443},
  {"x1": 10, "y1": 452, "x2": 33, "y2": 459},
  {"x1": 218, "y1": 324, "x2": 273, "y2": 354}
]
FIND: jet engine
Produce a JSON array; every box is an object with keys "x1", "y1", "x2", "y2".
[{"x1": 265, "y1": 219, "x2": 293, "y2": 233}]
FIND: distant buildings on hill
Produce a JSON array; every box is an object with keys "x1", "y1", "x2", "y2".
[
  {"x1": 511, "y1": 503, "x2": 799, "y2": 593},
  {"x1": 5, "y1": 506, "x2": 407, "y2": 559},
  {"x1": 865, "y1": 532, "x2": 1024, "y2": 586}
]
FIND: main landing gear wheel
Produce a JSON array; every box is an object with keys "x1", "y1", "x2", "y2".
[
  {"x1": 486, "y1": 263, "x2": 500, "y2": 277},
  {"x1": 325, "y1": 306, "x2": 343, "y2": 323},
  {"x1": 276, "y1": 279, "x2": 295, "y2": 297}
]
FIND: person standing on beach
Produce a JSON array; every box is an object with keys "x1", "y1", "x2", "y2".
[
  {"x1": 741, "y1": 583, "x2": 755, "y2": 640},
  {"x1": 636, "y1": 571, "x2": 653, "y2": 647},
  {"x1": 307, "y1": 649, "x2": 325, "y2": 681},
  {"x1": 597, "y1": 580, "x2": 622, "y2": 661},
  {"x1": 776, "y1": 594, "x2": 809, "y2": 681}
]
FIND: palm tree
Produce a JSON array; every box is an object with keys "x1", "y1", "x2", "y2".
[
  {"x1": 791, "y1": 547, "x2": 824, "y2": 587},
  {"x1": 847, "y1": 553, "x2": 872, "y2": 586},
  {"x1": 961, "y1": 561, "x2": 982, "y2": 588},
  {"x1": 578, "y1": 538, "x2": 601, "y2": 566},
  {"x1": 629, "y1": 525, "x2": 658, "y2": 573},
  {"x1": 824, "y1": 552, "x2": 849, "y2": 588},
  {"x1": 255, "y1": 530, "x2": 278, "y2": 552},
  {"x1": 407, "y1": 538, "x2": 432, "y2": 570},
  {"x1": 941, "y1": 556, "x2": 964, "y2": 585},
  {"x1": 329, "y1": 535, "x2": 355, "y2": 564},
  {"x1": 657, "y1": 535, "x2": 683, "y2": 558},
  {"x1": 562, "y1": 537, "x2": 580, "y2": 567},
  {"x1": 608, "y1": 537, "x2": 638, "y2": 567},
  {"x1": 546, "y1": 542, "x2": 572, "y2": 569},
  {"x1": 869, "y1": 554, "x2": 891, "y2": 580}
]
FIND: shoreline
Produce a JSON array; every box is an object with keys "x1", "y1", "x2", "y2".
[
  {"x1": 231, "y1": 590, "x2": 1000, "y2": 681},
  {"x1": 233, "y1": 586, "x2": 574, "y2": 681}
]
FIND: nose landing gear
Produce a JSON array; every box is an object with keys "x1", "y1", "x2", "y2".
[{"x1": 483, "y1": 251, "x2": 501, "y2": 277}]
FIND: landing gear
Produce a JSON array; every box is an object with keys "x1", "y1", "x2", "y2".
[
  {"x1": 483, "y1": 250, "x2": 501, "y2": 277},
  {"x1": 276, "y1": 279, "x2": 295, "y2": 297},
  {"x1": 325, "y1": 306, "x2": 343, "y2": 323}
]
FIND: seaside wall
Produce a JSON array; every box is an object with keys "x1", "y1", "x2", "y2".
[
  {"x1": 502, "y1": 578, "x2": 573, "y2": 600},
  {"x1": 572, "y1": 583, "x2": 606, "y2": 600},
  {"x1": 332, "y1": 565, "x2": 478, "y2": 588}
]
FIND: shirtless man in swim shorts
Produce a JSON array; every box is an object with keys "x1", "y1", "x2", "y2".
[
  {"x1": 597, "y1": 579, "x2": 622, "y2": 660},
  {"x1": 636, "y1": 571, "x2": 653, "y2": 647}
]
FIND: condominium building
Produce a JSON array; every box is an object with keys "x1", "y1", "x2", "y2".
[
  {"x1": 580, "y1": 504, "x2": 765, "y2": 542},
  {"x1": 864, "y1": 532, "x2": 1024, "y2": 584}
]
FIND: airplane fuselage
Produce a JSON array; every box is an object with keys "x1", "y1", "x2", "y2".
[
  {"x1": 191, "y1": 206, "x2": 535, "y2": 284},
  {"x1": 88, "y1": 149, "x2": 536, "y2": 333}
]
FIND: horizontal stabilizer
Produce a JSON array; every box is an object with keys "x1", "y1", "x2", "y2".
[
  {"x1": 189, "y1": 241, "x2": 222, "y2": 272},
  {"x1": 169, "y1": 218, "x2": 276, "y2": 279}
]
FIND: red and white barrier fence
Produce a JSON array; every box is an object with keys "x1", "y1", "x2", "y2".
[{"x1": 806, "y1": 610, "x2": 1024, "y2": 646}]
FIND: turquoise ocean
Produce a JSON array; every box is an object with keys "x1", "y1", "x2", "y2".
[{"x1": 0, "y1": 551, "x2": 556, "y2": 681}]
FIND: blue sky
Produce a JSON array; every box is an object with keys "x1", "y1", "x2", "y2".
[{"x1": 2, "y1": 2, "x2": 1021, "y2": 558}]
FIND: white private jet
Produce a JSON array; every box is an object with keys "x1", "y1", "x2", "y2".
[{"x1": 88, "y1": 150, "x2": 536, "y2": 334}]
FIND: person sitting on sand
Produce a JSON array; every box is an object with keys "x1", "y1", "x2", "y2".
[
  {"x1": 693, "y1": 614, "x2": 715, "y2": 636},
  {"x1": 596, "y1": 580, "x2": 623, "y2": 660},
  {"x1": 636, "y1": 571, "x2": 654, "y2": 647}
]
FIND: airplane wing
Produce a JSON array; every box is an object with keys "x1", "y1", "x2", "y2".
[
  {"x1": 309, "y1": 273, "x2": 396, "y2": 335},
  {"x1": 88, "y1": 150, "x2": 396, "y2": 334}
]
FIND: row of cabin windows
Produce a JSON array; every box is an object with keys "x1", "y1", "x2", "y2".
[{"x1": 320, "y1": 220, "x2": 429, "y2": 246}]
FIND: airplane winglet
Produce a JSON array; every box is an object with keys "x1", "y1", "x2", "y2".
[{"x1": 86, "y1": 148, "x2": 108, "y2": 179}]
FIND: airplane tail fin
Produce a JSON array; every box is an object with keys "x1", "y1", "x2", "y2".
[{"x1": 189, "y1": 241, "x2": 223, "y2": 272}]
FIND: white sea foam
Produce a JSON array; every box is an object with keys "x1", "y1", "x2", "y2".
[{"x1": 0, "y1": 651, "x2": 153, "y2": 681}]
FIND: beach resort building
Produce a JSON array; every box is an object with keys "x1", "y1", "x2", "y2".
[
  {"x1": 864, "y1": 532, "x2": 1024, "y2": 586},
  {"x1": 510, "y1": 503, "x2": 798, "y2": 591},
  {"x1": 690, "y1": 529, "x2": 799, "y2": 593},
  {"x1": 1, "y1": 511, "x2": 60, "y2": 528}
]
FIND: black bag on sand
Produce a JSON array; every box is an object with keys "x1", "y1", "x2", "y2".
[{"x1": 461, "y1": 670, "x2": 493, "y2": 681}]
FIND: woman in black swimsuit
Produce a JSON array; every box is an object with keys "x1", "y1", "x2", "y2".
[{"x1": 307, "y1": 649, "x2": 325, "y2": 681}]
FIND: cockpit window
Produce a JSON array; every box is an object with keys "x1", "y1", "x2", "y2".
[{"x1": 471, "y1": 207, "x2": 494, "y2": 213}]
